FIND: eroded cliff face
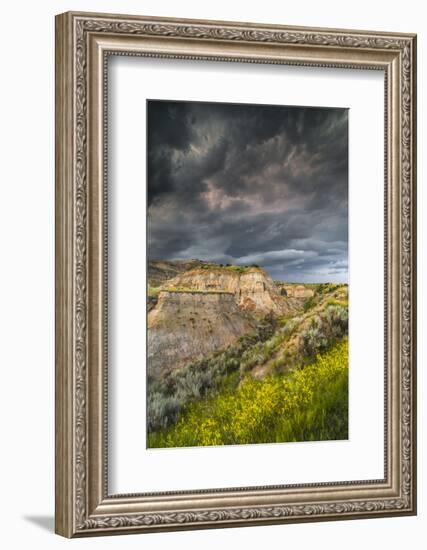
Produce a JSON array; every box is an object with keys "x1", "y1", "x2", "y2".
[
  {"x1": 147, "y1": 264, "x2": 310, "y2": 377},
  {"x1": 165, "y1": 267, "x2": 298, "y2": 317},
  {"x1": 148, "y1": 290, "x2": 257, "y2": 377},
  {"x1": 148, "y1": 259, "x2": 207, "y2": 288},
  {"x1": 277, "y1": 283, "x2": 315, "y2": 299}
]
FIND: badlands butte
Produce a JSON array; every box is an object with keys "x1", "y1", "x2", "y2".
[{"x1": 147, "y1": 259, "x2": 347, "y2": 379}]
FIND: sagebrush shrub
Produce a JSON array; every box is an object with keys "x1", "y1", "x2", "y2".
[
  {"x1": 301, "y1": 319, "x2": 328, "y2": 356},
  {"x1": 324, "y1": 304, "x2": 348, "y2": 338},
  {"x1": 147, "y1": 393, "x2": 182, "y2": 432},
  {"x1": 175, "y1": 369, "x2": 214, "y2": 400}
]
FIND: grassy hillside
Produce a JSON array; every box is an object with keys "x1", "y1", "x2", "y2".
[
  {"x1": 147, "y1": 284, "x2": 348, "y2": 437},
  {"x1": 148, "y1": 338, "x2": 348, "y2": 448}
]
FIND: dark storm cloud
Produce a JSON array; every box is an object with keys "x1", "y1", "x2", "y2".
[{"x1": 147, "y1": 100, "x2": 348, "y2": 282}]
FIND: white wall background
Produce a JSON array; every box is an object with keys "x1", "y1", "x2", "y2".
[{"x1": 0, "y1": 1, "x2": 424, "y2": 548}]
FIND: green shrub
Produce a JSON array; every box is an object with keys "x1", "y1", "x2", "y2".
[
  {"x1": 324, "y1": 304, "x2": 348, "y2": 338},
  {"x1": 301, "y1": 304, "x2": 348, "y2": 356},
  {"x1": 303, "y1": 295, "x2": 317, "y2": 312},
  {"x1": 301, "y1": 318, "x2": 328, "y2": 356},
  {"x1": 147, "y1": 393, "x2": 182, "y2": 432},
  {"x1": 174, "y1": 369, "x2": 214, "y2": 401},
  {"x1": 315, "y1": 283, "x2": 329, "y2": 295},
  {"x1": 147, "y1": 286, "x2": 161, "y2": 297}
]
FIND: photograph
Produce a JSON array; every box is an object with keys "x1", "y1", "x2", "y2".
[
  {"x1": 146, "y1": 100, "x2": 349, "y2": 448},
  {"x1": 53, "y1": 9, "x2": 416, "y2": 538}
]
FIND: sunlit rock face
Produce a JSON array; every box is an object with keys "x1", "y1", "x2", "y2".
[
  {"x1": 164, "y1": 266, "x2": 298, "y2": 317},
  {"x1": 279, "y1": 284, "x2": 315, "y2": 299}
]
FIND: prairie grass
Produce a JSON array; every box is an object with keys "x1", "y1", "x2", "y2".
[
  {"x1": 148, "y1": 338, "x2": 348, "y2": 448},
  {"x1": 164, "y1": 286, "x2": 234, "y2": 294},
  {"x1": 303, "y1": 296, "x2": 316, "y2": 312},
  {"x1": 147, "y1": 286, "x2": 162, "y2": 297}
]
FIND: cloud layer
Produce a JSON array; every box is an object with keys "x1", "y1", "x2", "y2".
[{"x1": 147, "y1": 100, "x2": 348, "y2": 283}]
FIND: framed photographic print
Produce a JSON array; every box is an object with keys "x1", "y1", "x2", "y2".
[{"x1": 55, "y1": 11, "x2": 417, "y2": 537}]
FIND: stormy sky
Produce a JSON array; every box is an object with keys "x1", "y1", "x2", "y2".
[{"x1": 147, "y1": 100, "x2": 348, "y2": 283}]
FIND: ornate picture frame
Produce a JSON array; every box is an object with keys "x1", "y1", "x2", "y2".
[{"x1": 55, "y1": 11, "x2": 417, "y2": 537}]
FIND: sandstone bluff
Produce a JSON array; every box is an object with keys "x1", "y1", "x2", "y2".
[{"x1": 147, "y1": 261, "x2": 307, "y2": 376}]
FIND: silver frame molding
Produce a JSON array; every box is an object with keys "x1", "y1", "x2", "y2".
[{"x1": 55, "y1": 11, "x2": 417, "y2": 538}]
